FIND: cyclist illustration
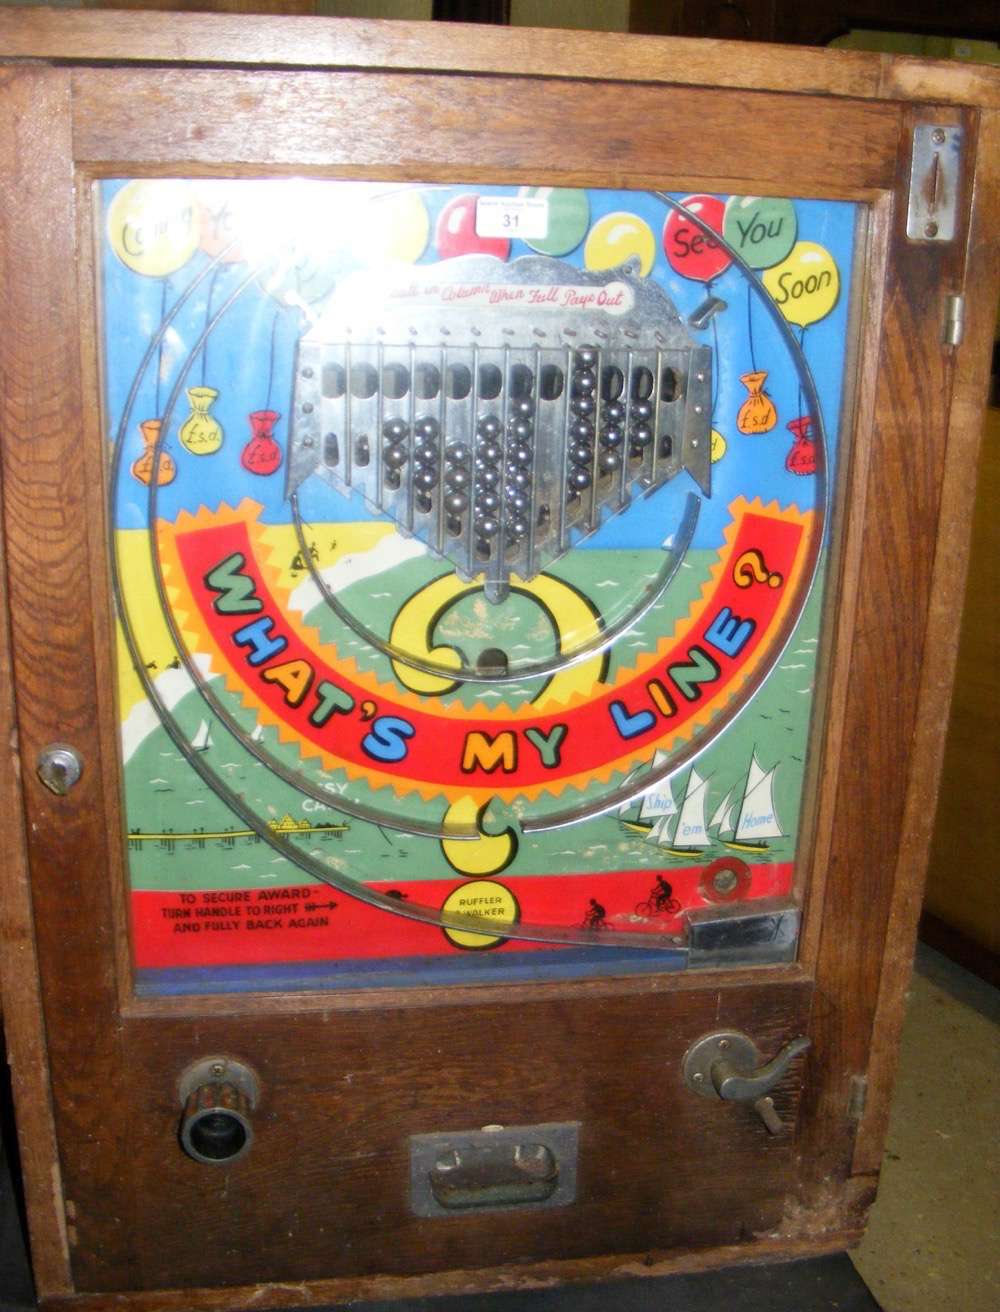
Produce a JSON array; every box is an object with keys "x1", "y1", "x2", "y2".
[
  {"x1": 635, "y1": 875, "x2": 681, "y2": 917},
  {"x1": 582, "y1": 897, "x2": 607, "y2": 930}
]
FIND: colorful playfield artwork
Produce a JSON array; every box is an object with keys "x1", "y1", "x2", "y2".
[{"x1": 99, "y1": 180, "x2": 859, "y2": 994}]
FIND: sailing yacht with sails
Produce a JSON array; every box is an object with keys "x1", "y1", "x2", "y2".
[
  {"x1": 619, "y1": 749, "x2": 783, "y2": 856},
  {"x1": 191, "y1": 719, "x2": 213, "y2": 752},
  {"x1": 716, "y1": 751, "x2": 783, "y2": 851},
  {"x1": 625, "y1": 765, "x2": 711, "y2": 857},
  {"x1": 653, "y1": 767, "x2": 711, "y2": 856},
  {"x1": 618, "y1": 750, "x2": 675, "y2": 835}
]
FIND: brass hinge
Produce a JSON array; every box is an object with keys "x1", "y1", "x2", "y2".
[
  {"x1": 943, "y1": 294, "x2": 965, "y2": 347},
  {"x1": 847, "y1": 1074, "x2": 868, "y2": 1122}
]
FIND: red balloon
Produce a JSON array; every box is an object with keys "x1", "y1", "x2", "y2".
[
  {"x1": 663, "y1": 195, "x2": 732, "y2": 283},
  {"x1": 436, "y1": 194, "x2": 510, "y2": 261}
]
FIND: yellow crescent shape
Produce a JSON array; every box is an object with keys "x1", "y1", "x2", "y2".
[
  {"x1": 389, "y1": 574, "x2": 471, "y2": 694},
  {"x1": 441, "y1": 796, "x2": 516, "y2": 876},
  {"x1": 389, "y1": 571, "x2": 605, "y2": 705}
]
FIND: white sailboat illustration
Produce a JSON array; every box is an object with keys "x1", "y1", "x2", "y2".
[
  {"x1": 722, "y1": 751, "x2": 783, "y2": 851},
  {"x1": 191, "y1": 719, "x2": 213, "y2": 752},
  {"x1": 709, "y1": 786, "x2": 737, "y2": 837},
  {"x1": 619, "y1": 750, "x2": 677, "y2": 834},
  {"x1": 654, "y1": 766, "x2": 711, "y2": 855}
]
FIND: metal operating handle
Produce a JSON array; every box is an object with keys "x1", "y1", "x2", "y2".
[
  {"x1": 712, "y1": 1037, "x2": 811, "y2": 1134},
  {"x1": 682, "y1": 1031, "x2": 810, "y2": 1135},
  {"x1": 711, "y1": 1036, "x2": 811, "y2": 1105}
]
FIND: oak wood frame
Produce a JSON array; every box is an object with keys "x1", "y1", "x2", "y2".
[{"x1": 0, "y1": 13, "x2": 997, "y2": 1309}]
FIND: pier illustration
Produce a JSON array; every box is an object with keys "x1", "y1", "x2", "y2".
[{"x1": 128, "y1": 812, "x2": 349, "y2": 853}]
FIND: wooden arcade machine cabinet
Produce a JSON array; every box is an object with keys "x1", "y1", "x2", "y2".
[{"x1": 0, "y1": 11, "x2": 997, "y2": 1310}]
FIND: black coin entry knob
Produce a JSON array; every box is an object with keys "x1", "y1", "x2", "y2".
[
  {"x1": 178, "y1": 1057, "x2": 260, "y2": 1165},
  {"x1": 682, "y1": 1030, "x2": 810, "y2": 1134}
]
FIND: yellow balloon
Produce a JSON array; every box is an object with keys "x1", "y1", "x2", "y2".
[
  {"x1": 762, "y1": 241, "x2": 839, "y2": 328},
  {"x1": 107, "y1": 180, "x2": 199, "y2": 277},
  {"x1": 584, "y1": 212, "x2": 655, "y2": 277},
  {"x1": 366, "y1": 190, "x2": 429, "y2": 264}
]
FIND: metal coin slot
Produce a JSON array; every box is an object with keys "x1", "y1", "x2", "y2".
[
  {"x1": 178, "y1": 1056, "x2": 259, "y2": 1166},
  {"x1": 410, "y1": 1122, "x2": 579, "y2": 1216},
  {"x1": 906, "y1": 124, "x2": 962, "y2": 242}
]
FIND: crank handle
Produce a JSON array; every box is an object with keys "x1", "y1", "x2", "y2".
[
  {"x1": 712, "y1": 1036, "x2": 811, "y2": 1104},
  {"x1": 683, "y1": 1030, "x2": 811, "y2": 1135}
]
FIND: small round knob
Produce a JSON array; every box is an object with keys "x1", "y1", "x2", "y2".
[{"x1": 178, "y1": 1057, "x2": 259, "y2": 1166}]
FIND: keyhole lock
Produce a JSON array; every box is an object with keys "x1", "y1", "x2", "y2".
[
  {"x1": 682, "y1": 1030, "x2": 810, "y2": 1135},
  {"x1": 36, "y1": 744, "x2": 83, "y2": 796},
  {"x1": 178, "y1": 1057, "x2": 260, "y2": 1165}
]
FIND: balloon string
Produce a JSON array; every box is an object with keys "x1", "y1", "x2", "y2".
[
  {"x1": 155, "y1": 278, "x2": 168, "y2": 417},
  {"x1": 797, "y1": 325, "x2": 806, "y2": 419},
  {"x1": 747, "y1": 285, "x2": 757, "y2": 373},
  {"x1": 265, "y1": 306, "x2": 281, "y2": 411},
  {"x1": 201, "y1": 265, "x2": 222, "y2": 386}
]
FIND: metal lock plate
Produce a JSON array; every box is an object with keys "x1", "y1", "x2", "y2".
[{"x1": 906, "y1": 125, "x2": 962, "y2": 242}]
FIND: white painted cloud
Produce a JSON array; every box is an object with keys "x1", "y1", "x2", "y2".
[
  {"x1": 288, "y1": 532, "x2": 425, "y2": 615},
  {"x1": 121, "y1": 653, "x2": 218, "y2": 763}
]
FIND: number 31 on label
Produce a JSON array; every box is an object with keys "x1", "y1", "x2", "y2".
[{"x1": 475, "y1": 196, "x2": 549, "y2": 240}]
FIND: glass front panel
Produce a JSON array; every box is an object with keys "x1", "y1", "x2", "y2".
[{"x1": 97, "y1": 180, "x2": 859, "y2": 994}]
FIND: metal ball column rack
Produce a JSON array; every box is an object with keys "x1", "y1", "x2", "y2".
[{"x1": 287, "y1": 253, "x2": 713, "y2": 605}]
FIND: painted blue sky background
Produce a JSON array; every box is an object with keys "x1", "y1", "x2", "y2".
[{"x1": 101, "y1": 180, "x2": 858, "y2": 552}]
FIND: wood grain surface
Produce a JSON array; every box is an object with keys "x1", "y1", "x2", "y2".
[
  {"x1": 796, "y1": 102, "x2": 981, "y2": 1199},
  {"x1": 851, "y1": 107, "x2": 1000, "y2": 1176},
  {"x1": 923, "y1": 412, "x2": 1000, "y2": 958},
  {"x1": 121, "y1": 980, "x2": 812, "y2": 1291},
  {"x1": 38, "y1": 1232, "x2": 860, "y2": 1312},
  {"x1": 0, "y1": 64, "x2": 121, "y2": 1297},
  {"x1": 69, "y1": 68, "x2": 902, "y2": 195},
  {"x1": 0, "y1": 9, "x2": 998, "y2": 110},
  {"x1": 0, "y1": 70, "x2": 74, "y2": 1299}
]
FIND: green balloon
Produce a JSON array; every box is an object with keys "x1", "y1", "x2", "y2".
[
  {"x1": 521, "y1": 187, "x2": 590, "y2": 257},
  {"x1": 723, "y1": 196, "x2": 797, "y2": 270}
]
